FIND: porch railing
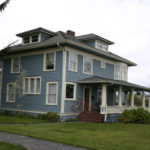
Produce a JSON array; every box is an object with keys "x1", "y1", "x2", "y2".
[{"x1": 100, "y1": 106, "x2": 150, "y2": 114}]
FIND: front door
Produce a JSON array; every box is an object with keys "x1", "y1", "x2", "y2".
[{"x1": 84, "y1": 87, "x2": 90, "y2": 112}]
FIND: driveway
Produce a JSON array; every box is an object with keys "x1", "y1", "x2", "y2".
[{"x1": 0, "y1": 132, "x2": 88, "y2": 150}]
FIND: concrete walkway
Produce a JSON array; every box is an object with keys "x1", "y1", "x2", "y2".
[{"x1": 0, "y1": 132, "x2": 88, "y2": 150}]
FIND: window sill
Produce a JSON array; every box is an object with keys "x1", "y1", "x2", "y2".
[
  {"x1": 6, "y1": 101, "x2": 15, "y2": 103},
  {"x1": 45, "y1": 103, "x2": 57, "y2": 106},
  {"x1": 43, "y1": 69, "x2": 55, "y2": 72},
  {"x1": 65, "y1": 98, "x2": 76, "y2": 101}
]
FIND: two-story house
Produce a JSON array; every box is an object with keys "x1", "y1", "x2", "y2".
[{"x1": 0, "y1": 27, "x2": 150, "y2": 122}]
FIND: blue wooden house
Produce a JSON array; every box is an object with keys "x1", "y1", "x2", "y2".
[{"x1": 0, "y1": 27, "x2": 150, "y2": 122}]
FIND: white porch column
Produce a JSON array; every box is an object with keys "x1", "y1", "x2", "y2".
[
  {"x1": 118, "y1": 86, "x2": 122, "y2": 107},
  {"x1": 130, "y1": 88, "x2": 134, "y2": 107},
  {"x1": 142, "y1": 90, "x2": 145, "y2": 107},
  {"x1": 102, "y1": 84, "x2": 107, "y2": 106}
]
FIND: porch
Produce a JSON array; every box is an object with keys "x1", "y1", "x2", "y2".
[{"x1": 78, "y1": 76, "x2": 150, "y2": 117}]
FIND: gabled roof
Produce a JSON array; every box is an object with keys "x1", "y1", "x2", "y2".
[
  {"x1": 0, "y1": 28, "x2": 136, "y2": 66},
  {"x1": 78, "y1": 76, "x2": 150, "y2": 92},
  {"x1": 77, "y1": 33, "x2": 114, "y2": 45},
  {"x1": 16, "y1": 27, "x2": 56, "y2": 37}
]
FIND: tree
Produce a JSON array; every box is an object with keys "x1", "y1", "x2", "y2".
[{"x1": 0, "y1": 0, "x2": 11, "y2": 12}]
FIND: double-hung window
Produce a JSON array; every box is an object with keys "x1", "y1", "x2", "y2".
[
  {"x1": 121, "y1": 66, "x2": 127, "y2": 81},
  {"x1": 68, "y1": 52, "x2": 77, "y2": 72},
  {"x1": 114, "y1": 65, "x2": 120, "y2": 80},
  {"x1": 24, "y1": 77, "x2": 41, "y2": 94},
  {"x1": 44, "y1": 52, "x2": 55, "y2": 71},
  {"x1": 6, "y1": 83, "x2": 15, "y2": 102},
  {"x1": 11, "y1": 57, "x2": 20, "y2": 73},
  {"x1": 46, "y1": 82, "x2": 58, "y2": 105},
  {"x1": 83, "y1": 56, "x2": 92, "y2": 74},
  {"x1": 65, "y1": 82, "x2": 76, "y2": 100}
]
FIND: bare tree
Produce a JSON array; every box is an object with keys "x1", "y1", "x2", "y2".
[{"x1": 0, "y1": 0, "x2": 11, "y2": 12}]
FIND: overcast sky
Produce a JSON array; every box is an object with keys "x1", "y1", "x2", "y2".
[{"x1": 0, "y1": 0, "x2": 150, "y2": 87}]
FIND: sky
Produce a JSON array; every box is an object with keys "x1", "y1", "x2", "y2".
[{"x1": 0, "y1": 0, "x2": 150, "y2": 87}]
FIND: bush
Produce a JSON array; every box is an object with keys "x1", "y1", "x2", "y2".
[
  {"x1": 38, "y1": 112, "x2": 60, "y2": 122},
  {"x1": 65, "y1": 118, "x2": 77, "y2": 122},
  {"x1": 119, "y1": 108, "x2": 150, "y2": 124}
]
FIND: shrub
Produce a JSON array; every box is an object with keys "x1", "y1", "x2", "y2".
[
  {"x1": 65, "y1": 118, "x2": 77, "y2": 122},
  {"x1": 119, "y1": 108, "x2": 150, "y2": 124},
  {"x1": 38, "y1": 112, "x2": 60, "y2": 122}
]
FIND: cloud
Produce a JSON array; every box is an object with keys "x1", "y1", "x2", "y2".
[{"x1": 0, "y1": 0, "x2": 150, "y2": 86}]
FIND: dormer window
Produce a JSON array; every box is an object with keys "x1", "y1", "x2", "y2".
[
  {"x1": 23, "y1": 34, "x2": 40, "y2": 45},
  {"x1": 96, "y1": 41, "x2": 108, "y2": 51},
  {"x1": 24, "y1": 37, "x2": 30, "y2": 44},
  {"x1": 32, "y1": 35, "x2": 39, "y2": 43}
]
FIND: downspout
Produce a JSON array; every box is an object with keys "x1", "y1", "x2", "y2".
[{"x1": 56, "y1": 43, "x2": 66, "y2": 116}]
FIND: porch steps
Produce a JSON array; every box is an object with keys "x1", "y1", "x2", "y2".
[{"x1": 77, "y1": 112, "x2": 104, "y2": 123}]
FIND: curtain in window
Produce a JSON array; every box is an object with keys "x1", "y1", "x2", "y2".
[
  {"x1": 8, "y1": 84, "x2": 15, "y2": 101},
  {"x1": 69, "y1": 52, "x2": 76, "y2": 71},
  {"x1": 36, "y1": 78, "x2": 40, "y2": 93},
  {"x1": 48, "y1": 84, "x2": 56, "y2": 104},
  {"x1": 46, "y1": 53, "x2": 54, "y2": 70},
  {"x1": 84, "y1": 57, "x2": 91, "y2": 73},
  {"x1": 30, "y1": 78, "x2": 35, "y2": 93}
]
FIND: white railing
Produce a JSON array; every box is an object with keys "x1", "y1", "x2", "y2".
[{"x1": 101, "y1": 106, "x2": 150, "y2": 114}]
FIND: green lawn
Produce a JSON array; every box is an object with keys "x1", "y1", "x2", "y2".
[
  {"x1": 0, "y1": 141, "x2": 27, "y2": 150},
  {"x1": 0, "y1": 115, "x2": 46, "y2": 124},
  {"x1": 0, "y1": 123, "x2": 150, "y2": 150}
]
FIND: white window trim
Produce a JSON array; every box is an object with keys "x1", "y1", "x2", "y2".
[
  {"x1": 22, "y1": 33, "x2": 41, "y2": 45},
  {"x1": 11, "y1": 57, "x2": 20, "y2": 74},
  {"x1": 83, "y1": 56, "x2": 93, "y2": 75},
  {"x1": 101, "y1": 61, "x2": 106, "y2": 69},
  {"x1": 114, "y1": 63, "x2": 128, "y2": 81},
  {"x1": 65, "y1": 82, "x2": 77, "y2": 101},
  {"x1": 43, "y1": 52, "x2": 56, "y2": 71},
  {"x1": 95, "y1": 40, "x2": 108, "y2": 51},
  {"x1": 68, "y1": 52, "x2": 78, "y2": 72},
  {"x1": 46, "y1": 82, "x2": 58, "y2": 105},
  {"x1": 23, "y1": 76, "x2": 41, "y2": 95},
  {"x1": 6, "y1": 83, "x2": 16, "y2": 103}
]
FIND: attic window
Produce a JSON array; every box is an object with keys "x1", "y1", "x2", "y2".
[
  {"x1": 32, "y1": 35, "x2": 39, "y2": 43},
  {"x1": 96, "y1": 41, "x2": 108, "y2": 51},
  {"x1": 24, "y1": 37, "x2": 30, "y2": 44}
]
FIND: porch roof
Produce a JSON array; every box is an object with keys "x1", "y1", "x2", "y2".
[{"x1": 78, "y1": 76, "x2": 150, "y2": 92}]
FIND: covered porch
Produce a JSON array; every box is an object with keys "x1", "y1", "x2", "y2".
[{"x1": 78, "y1": 76, "x2": 150, "y2": 116}]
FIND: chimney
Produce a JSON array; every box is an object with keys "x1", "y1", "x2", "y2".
[{"x1": 66, "y1": 30, "x2": 75, "y2": 36}]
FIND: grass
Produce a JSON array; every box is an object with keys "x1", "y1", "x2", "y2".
[
  {"x1": 0, "y1": 115, "x2": 47, "y2": 124},
  {"x1": 0, "y1": 123, "x2": 150, "y2": 150},
  {"x1": 0, "y1": 141, "x2": 27, "y2": 150}
]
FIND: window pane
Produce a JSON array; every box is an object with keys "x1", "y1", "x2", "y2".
[
  {"x1": 36, "y1": 78, "x2": 40, "y2": 93},
  {"x1": 115, "y1": 65, "x2": 120, "y2": 79},
  {"x1": 13, "y1": 58, "x2": 19, "y2": 73},
  {"x1": 8, "y1": 84, "x2": 15, "y2": 101},
  {"x1": 66, "y1": 84, "x2": 74, "y2": 99},
  {"x1": 46, "y1": 53, "x2": 54, "y2": 70},
  {"x1": 25, "y1": 78, "x2": 29, "y2": 93},
  {"x1": 48, "y1": 94, "x2": 56, "y2": 104},
  {"x1": 32, "y1": 35, "x2": 38, "y2": 42},
  {"x1": 69, "y1": 52, "x2": 76, "y2": 71},
  {"x1": 48, "y1": 83, "x2": 57, "y2": 104},
  {"x1": 84, "y1": 57, "x2": 91, "y2": 73},
  {"x1": 30, "y1": 78, "x2": 35, "y2": 93},
  {"x1": 24, "y1": 37, "x2": 30, "y2": 44}
]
